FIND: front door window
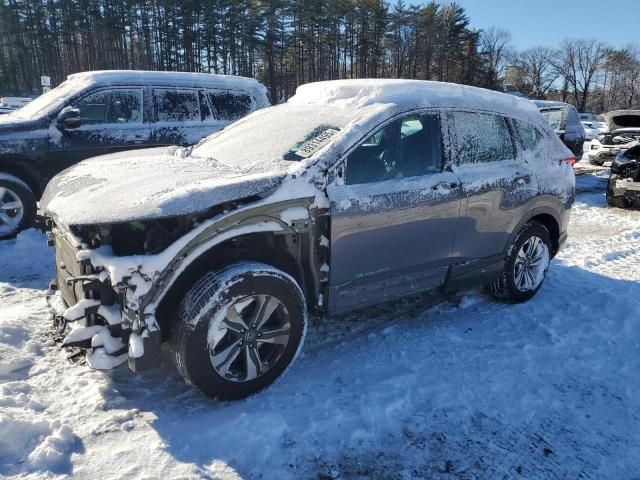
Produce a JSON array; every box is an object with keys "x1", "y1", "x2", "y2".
[{"x1": 345, "y1": 113, "x2": 443, "y2": 185}]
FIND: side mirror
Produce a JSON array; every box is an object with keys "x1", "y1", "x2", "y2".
[{"x1": 57, "y1": 106, "x2": 81, "y2": 130}]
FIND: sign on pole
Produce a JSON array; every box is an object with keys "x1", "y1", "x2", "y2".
[{"x1": 40, "y1": 76, "x2": 51, "y2": 87}]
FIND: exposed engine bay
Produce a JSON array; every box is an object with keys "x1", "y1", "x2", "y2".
[
  {"x1": 599, "y1": 132, "x2": 640, "y2": 146},
  {"x1": 608, "y1": 144, "x2": 640, "y2": 207}
]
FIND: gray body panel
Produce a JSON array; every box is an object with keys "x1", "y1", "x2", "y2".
[
  {"x1": 451, "y1": 160, "x2": 539, "y2": 262},
  {"x1": 327, "y1": 171, "x2": 462, "y2": 312}
]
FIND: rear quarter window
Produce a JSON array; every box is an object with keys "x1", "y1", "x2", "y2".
[{"x1": 514, "y1": 120, "x2": 545, "y2": 151}]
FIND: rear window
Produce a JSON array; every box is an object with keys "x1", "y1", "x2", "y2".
[{"x1": 540, "y1": 109, "x2": 564, "y2": 130}]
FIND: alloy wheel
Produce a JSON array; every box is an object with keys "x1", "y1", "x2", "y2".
[
  {"x1": 513, "y1": 236, "x2": 550, "y2": 292},
  {"x1": 0, "y1": 186, "x2": 24, "y2": 235},
  {"x1": 208, "y1": 294, "x2": 291, "y2": 382}
]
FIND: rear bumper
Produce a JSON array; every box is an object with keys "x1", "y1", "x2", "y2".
[{"x1": 611, "y1": 178, "x2": 640, "y2": 195}]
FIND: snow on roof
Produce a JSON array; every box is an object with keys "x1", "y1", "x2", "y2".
[
  {"x1": 290, "y1": 79, "x2": 546, "y2": 127},
  {"x1": 66, "y1": 70, "x2": 267, "y2": 96},
  {"x1": 532, "y1": 100, "x2": 572, "y2": 109}
]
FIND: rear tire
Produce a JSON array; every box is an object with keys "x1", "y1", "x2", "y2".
[
  {"x1": 488, "y1": 221, "x2": 551, "y2": 303},
  {"x1": 0, "y1": 174, "x2": 36, "y2": 240},
  {"x1": 171, "y1": 262, "x2": 307, "y2": 400},
  {"x1": 606, "y1": 175, "x2": 634, "y2": 209}
]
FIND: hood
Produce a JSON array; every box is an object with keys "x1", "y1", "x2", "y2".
[
  {"x1": 604, "y1": 110, "x2": 640, "y2": 131},
  {"x1": 0, "y1": 114, "x2": 42, "y2": 133},
  {"x1": 41, "y1": 147, "x2": 286, "y2": 225}
]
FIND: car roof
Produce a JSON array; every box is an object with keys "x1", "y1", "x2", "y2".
[
  {"x1": 290, "y1": 79, "x2": 548, "y2": 129},
  {"x1": 532, "y1": 100, "x2": 574, "y2": 110},
  {"x1": 66, "y1": 70, "x2": 267, "y2": 95}
]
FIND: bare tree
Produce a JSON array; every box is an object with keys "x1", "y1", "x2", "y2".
[
  {"x1": 554, "y1": 39, "x2": 606, "y2": 111},
  {"x1": 511, "y1": 46, "x2": 557, "y2": 98},
  {"x1": 478, "y1": 26, "x2": 512, "y2": 89}
]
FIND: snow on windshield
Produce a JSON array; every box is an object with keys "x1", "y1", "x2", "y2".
[
  {"x1": 192, "y1": 103, "x2": 354, "y2": 171},
  {"x1": 540, "y1": 109, "x2": 563, "y2": 130},
  {"x1": 6, "y1": 79, "x2": 86, "y2": 120}
]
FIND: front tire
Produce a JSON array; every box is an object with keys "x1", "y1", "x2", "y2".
[
  {"x1": 606, "y1": 175, "x2": 634, "y2": 209},
  {"x1": 488, "y1": 221, "x2": 551, "y2": 303},
  {"x1": 0, "y1": 174, "x2": 36, "y2": 240},
  {"x1": 171, "y1": 262, "x2": 307, "y2": 400}
]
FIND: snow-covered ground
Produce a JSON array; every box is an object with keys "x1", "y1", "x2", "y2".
[{"x1": 2, "y1": 174, "x2": 640, "y2": 479}]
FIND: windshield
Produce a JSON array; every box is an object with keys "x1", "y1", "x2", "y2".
[
  {"x1": 540, "y1": 108, "x2": 564, "y2": 130},
  {"x1": 6, "y1": 79, "x2": 85, "y2": 120},
  {"x1": 192, "y1": 103, "x2": 354, "y2": 171}
]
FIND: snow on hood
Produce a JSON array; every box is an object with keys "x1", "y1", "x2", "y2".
[
  {"x1": 604, "y1": 110, "x2": 640, "y2": 132},
  {"x1": 41, "y1": 147, "x2": 285, "y2": 225}
]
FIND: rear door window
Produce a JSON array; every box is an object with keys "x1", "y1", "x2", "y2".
[
  {"x1": 77, "y1": 89, "x2": 142, "y2": 124},
  {"x1": 154, "y1": 88, "x2": 200, "y2": 122},
  {"x1": 207, "y1": 90, "x2": 252, "y2": 120},
  {"x1": 451, "y1": 111, "x2": 515, "y2": 164}
]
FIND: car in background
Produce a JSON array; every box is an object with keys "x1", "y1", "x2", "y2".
[
  {"x1": 581, "y1": 121, "x2": 598, "y2": 141},
  {"x1": 533, "y1": 100, "x2": 585, "y2": 158},
  {"x1": 581, "y1": 120, "x2": 608, "y2": 141},
  {"x1": 589, "y1": 110, "x2": 640, "y2": 166},
  {"x1": 0, "y1": 96, "x2": 32, "y2": 115},
  {"x1": 579, "y1": 112, "x2": 593, "y2": 122},
  {"x1": 607, "y1": 143, "x2": 640, "y2": 208},
  {"x1": 0, "y1": 70, "x2": 269, "y2": 239},
  {"x1": 43, "y1": 79, "x2": 575, "y2": 400}
]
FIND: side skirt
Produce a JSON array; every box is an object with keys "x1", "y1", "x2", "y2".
[{"x1": 442, "y1": 254, "x2": 505, "y2": 294}]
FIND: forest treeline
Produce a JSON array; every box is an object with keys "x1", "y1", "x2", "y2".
[{"x1": 1, "y1": 0, "x2": 638, "y2": 112}]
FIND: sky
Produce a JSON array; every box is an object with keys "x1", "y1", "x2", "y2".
[{"x1": 416, "y1": 0, "x2": 638, "y2": 51}]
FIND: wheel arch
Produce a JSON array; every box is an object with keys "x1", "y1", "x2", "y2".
[
  {"x1": 530, "y1": 212, "x2": 560, "y2": 256},
  {"x1": 510, "y1": 208, "x2": 561, "y2": 257},
  {"x1": 0, "y1": 157, "x2": 42, "y2": 198},
  {"x1": 153, "y1": 230, "x2": 316, "y2": 341}
]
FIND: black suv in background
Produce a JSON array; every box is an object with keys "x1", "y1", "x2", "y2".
[
  {"x1": 533, "y1": 100, "x2": 585, "y2": 159},
  {"x1": 0, "y1": 70, "x2": 269, "y2": 239}
]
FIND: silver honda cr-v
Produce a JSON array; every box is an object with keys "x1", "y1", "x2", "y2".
[{"x1": 43, "y1": 79, "x2": 576, "y2": 400}]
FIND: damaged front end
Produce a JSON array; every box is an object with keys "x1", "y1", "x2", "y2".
[
  {"x1": 46, "y1": 217, "x2": 189, "y2": 371},
  {"x1": 609, "y1": 145, "x2": 640, "y2": 201},
  {"x1": 44, "y1": 191, "x2": 324, "y2": 373}
]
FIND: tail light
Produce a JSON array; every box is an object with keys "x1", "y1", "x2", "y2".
[{"x1": 559, "y1": 156, "x2": 576, "y2": 167}]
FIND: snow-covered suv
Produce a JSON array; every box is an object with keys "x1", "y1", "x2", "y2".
[
  {"x1": 0, "y1": 70, "x2": 269, "y2": 239},
  {"x1": 43, "y1": 80, "x2": 575, "y2": 400},
  {"x1": 534, "y1": 100, "x2": 585, "y2": 158}
]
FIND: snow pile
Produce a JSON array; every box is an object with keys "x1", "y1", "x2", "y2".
[
  {"x1": 0, "y1": 416, "x2": 76, "y2": 473},
  {"x1": 3, "y1": 180, "x2": 640, "y2": 478},
  {"x1": 291, "y1": 79, "x2": 546, "y2": 128}
]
